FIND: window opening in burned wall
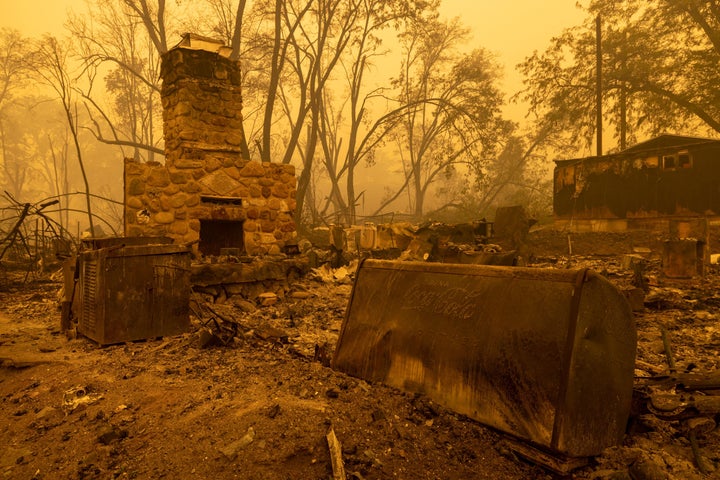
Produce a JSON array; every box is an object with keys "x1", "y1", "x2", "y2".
[
  {"x1": 678, "y1": 151, "x2": 692, "y2": 168},
  {"x1": 662, "y1": 151, "x2": 693, "y2": 170}
]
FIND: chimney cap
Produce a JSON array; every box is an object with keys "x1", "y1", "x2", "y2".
[{"x1": 174, "y1": 33, "x2": 232, "y2": 58}]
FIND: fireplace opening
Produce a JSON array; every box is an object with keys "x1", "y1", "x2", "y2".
[{"x1": 199, "y1": 219, "x2": 245, "y2": 256}]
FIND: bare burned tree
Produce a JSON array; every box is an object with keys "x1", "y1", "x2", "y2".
[
  {"x1": 0, "y1": 29, "x2": 34, "y2": 201},
  {"x1": 122, "y1": 0, "x2": 169, "y2": 54},
  {"x1": 0, "y1": 29, "x2": 30, "y2": 111},
  {"x1": 29, "y1": 36, "x2": 95, "y2": 236},
  {"x1": 313, "y1": 0, "x2": 437, "y2": 225},
  {"x1": 517, "y1": 0, "x2": 720, "y2": 154},
  {"x1": 245, "y1": 0, "x2": 439, "y2": 226},
  {"x1": 376, "y1": 17, "x2": 511, "y2": 219},
  {"x1": 68, "y1": 0, "x2": 165, "y2": 162},
  {"x1": 202, "y1": 0, "x2": 248, "y2": 60}
]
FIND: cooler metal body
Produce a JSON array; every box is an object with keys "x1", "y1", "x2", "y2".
[{"x1": 332, "y1": 259, "x2": 636, "y2": 457}]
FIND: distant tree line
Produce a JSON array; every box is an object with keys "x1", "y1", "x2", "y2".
[
  {"x1": 517, "y1": 0, "x2": 720, "y2": 154},
  {"x1": 1, "y1": 0, "x2": 718, "y2": 234}
]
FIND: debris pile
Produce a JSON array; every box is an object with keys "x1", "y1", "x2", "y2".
[{"x1": 2, "y1": 226, "x2": 720, "y2": 478}]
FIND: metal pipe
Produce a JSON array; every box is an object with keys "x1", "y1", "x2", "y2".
[{"x1": 660, "y1": 326, "x2": 676, "y2": 372}]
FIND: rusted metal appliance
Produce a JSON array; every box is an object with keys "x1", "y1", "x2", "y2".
[
  {"x1": 77, "y1": 239, "x2": 191, "y2": 345},
  {"x1": 333, "y1": 260, "x2": 636, "y2": 460}
]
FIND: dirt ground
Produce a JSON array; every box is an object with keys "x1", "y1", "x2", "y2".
[{"x1": 2, "y1": 227, "x2": 720, "y2": 479}]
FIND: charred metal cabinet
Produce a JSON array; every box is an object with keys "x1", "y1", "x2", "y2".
[{"x1": 78, "y1": 243, "x2": 191, "y2": 345}]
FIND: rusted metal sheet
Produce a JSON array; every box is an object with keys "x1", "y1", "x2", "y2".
[
  {"x1": 662, "y1": 240, "x2": 705, "y2": 278},
  {"x1": 333, "y1": 260, "x2": 636, "y2": 458},
  {"x1": 78, "y1": 243, "x2": 191, "y2": 345}
]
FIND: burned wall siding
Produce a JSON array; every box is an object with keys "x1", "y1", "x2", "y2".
[
  {"x1": 554, "y1": 141, "x2": 720, "y2": 222},
  {"x1": 124, "y1": 39, "x2": 297, "y2": 255}
]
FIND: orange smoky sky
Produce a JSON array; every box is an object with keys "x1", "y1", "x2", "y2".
[{"x1": 0, "y1": 0, "x2": 586, "y2": 119}]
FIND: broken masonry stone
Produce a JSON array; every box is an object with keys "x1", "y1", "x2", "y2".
[
  {"x1": 258, "y1": 292, "x2": 278, "y2": 307},
  {"x1": 218, "y1": 427, "x2": 255, "y2": 460},
  {"x1": 231, "y1": 297, "x2": 257, "y2": 313},
  {"x1": 97, "y1": 426, "x2": 128, "y2": 445},
  {"x1": 628, "y1": 455, "x2": 669, "y2": 480}
]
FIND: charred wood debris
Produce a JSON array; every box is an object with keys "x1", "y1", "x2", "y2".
[
  {"x1": 2, "y1": 202, "x2": 720, "y2": 475},
  {"x1": 0, "y1": 192, "x2": 70, "y2": 281},
  {"x1": 135, "y1": 222, "x2": 720, "y2": 475}
]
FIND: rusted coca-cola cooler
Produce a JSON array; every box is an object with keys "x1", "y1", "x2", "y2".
[
  {"x1": 77, "y1": 238, "x2": 191, "y2": 345},
  {"x1": 333, "y1": 259, "x2": 636, "y2": 465}
]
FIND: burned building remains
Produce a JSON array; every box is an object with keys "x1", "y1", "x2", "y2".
[{"x1": 554, "y1": 135, "x2": 720, "y2": 232}]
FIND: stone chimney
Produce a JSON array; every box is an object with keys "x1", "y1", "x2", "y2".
[
  {"x1": 124, "y1": 34, "x2": 297, "y2": 256},
  {"x1": 161, "y1": 33, "x2": 246, "y2": 167}
]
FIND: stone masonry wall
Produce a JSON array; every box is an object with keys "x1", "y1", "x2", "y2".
[
  {"x1": 161, "y1": 47, "x2": 246, "y2": 168},
  {"x1": 124, "y1": 158, "x2": 297, "y2": 255},
  {"x1": 123, "y1": 44, "x2": 297, "y2": 255}
]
